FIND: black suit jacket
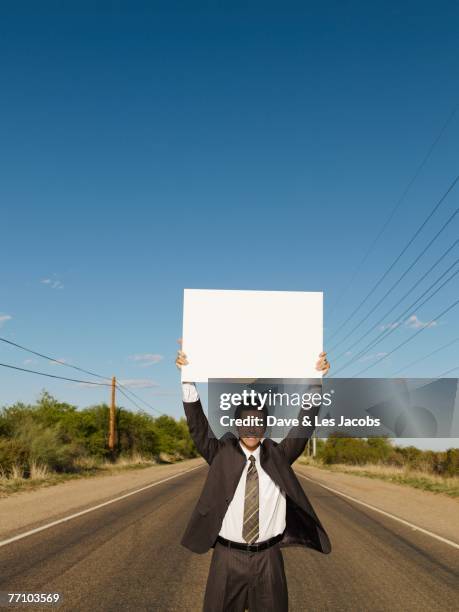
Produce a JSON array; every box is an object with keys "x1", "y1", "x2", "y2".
[{"x1": 181, "y1": 399, "x2": 331, "y2": 555}]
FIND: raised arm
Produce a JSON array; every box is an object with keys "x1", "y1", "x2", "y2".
[
  {"x1": 176, "y1": 345, "x2": 221, "y2": 464},
  {"x1": 278, "y1": 352, "x2": 330, "y2": 464},
  {"x1": 278, "y1": 393, "x2": 321, "y2": 464},
  {"x1": 182, "y1": 383, "x2": 221, "y2": 464}
]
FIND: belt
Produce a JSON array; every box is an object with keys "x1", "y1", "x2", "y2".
[{"x1": 216, "y1": 533, "x2": 283, "y2": 553}]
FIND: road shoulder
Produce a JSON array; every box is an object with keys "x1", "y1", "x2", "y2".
[
  {"x1": 0, "y1": 458, "x2": 205, "y2": 541},
  {"x1": 295, "y1": 463, "x2": 459, "y2": 545}
]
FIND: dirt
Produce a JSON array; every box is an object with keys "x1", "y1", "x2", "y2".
[
  {"x1": 295, "y1": 463, "x2": 459, "y2": 544},
  {"x1": 0, "y1": 458, "x2": 205, "y2": 540}
]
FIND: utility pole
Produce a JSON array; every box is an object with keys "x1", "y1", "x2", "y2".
[
  {"x1": 108, "y1": 376, "x2": 116, "y2": 452},
  {"x1": 312, "y1": 432, "x2": 317, "y2": 458}
]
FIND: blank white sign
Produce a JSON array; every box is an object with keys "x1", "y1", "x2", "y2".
[{"x1": 181, "y1": 289, "x2": 323, "y2": 382}]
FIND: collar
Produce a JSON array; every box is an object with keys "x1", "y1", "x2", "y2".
[{"x1": 238, "y1": 439, "x2": 264, "y2": 461}]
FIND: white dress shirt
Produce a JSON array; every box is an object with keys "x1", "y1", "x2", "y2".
[
  {"x1": 182, "y1": 381, "x2": 200, "y2": 402},
  {"x1": 182, "y1": 382, "x2": 287, "y2": 543}
]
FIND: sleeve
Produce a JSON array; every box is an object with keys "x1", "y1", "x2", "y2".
[
  {"x1": 182, "y1": 389, "x2": 221, "y2": 465},
  {"x1": 182, "y1": 382, "x2": 199, "y2": 402},
  {"x1": 278, "y1": 383, "x2": 321, "y2": 465}
]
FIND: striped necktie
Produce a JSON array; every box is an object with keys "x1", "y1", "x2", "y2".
[{"x1": 242, "y1": 455, "x2": 259, "y2": 543}]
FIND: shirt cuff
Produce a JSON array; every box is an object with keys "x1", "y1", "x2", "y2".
[{"x1": 182, "y1": 382, "x2": 199, "y2": 402}]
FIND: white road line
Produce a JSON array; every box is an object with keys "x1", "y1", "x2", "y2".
[
  {"x1": 297, "y1": 472, "x2": 459, "y2": 550},
  {"x1": 0, "y1": 464, "x2": 205, "y2": 549}
]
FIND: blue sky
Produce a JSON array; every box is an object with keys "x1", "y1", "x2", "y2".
[{"x1": 1, "y1": 2, "x2": 458, "y2": 446}]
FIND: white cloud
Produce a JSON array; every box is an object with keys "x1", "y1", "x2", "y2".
[
  {"x1": 118, "y1": 378, "x2": 159, "y2": 389},
  {"x1": 379, "y1": 314, "x2": 438, "y2": 332},
  {"x1": 358, "y1": 352, "x2": 388, "y2": 363},
  {"x1": 380, "y1": 321, "x2": 400, "y2": 331},
  {"x1": 75, "y1": 382, "x2": 110, "y2": 389},
  {"x1": 128, "y1": 353, "x2": 163, "y2": 367},
  {"x1": 41, "y1": 277, "x2": 64, "y2": 290},
  {"x1": 23, "y1": 358, "x2": 36, "y2": 365},
  {"x1": 0, "y1": 314, "x2": 12, "y2": 327},
  {"x1": 405, "y1": 314, "x2": 437, "y2": 329}
]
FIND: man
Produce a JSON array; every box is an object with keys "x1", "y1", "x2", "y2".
[{"x1": 176, "y1": 347, "x2": 331, "y2": 612}]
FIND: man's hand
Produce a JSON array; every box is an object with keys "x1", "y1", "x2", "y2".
[
  {"x1": 176, "y1": 339, "x2": 329, "y2": 375},
  {"x1": 315, "y1": 351, "x2": 330, "y2": 376},
  {"x1": 175, "y1": 338, "x2": 189, "y2": 369}
]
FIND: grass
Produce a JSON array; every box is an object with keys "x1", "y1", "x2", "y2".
[
  {"x1": 0, "y1": 453, "x2": 159, "y2": 497},
  {"x1": 297, "y1": 456, "x2": 459, "y2": 498}
]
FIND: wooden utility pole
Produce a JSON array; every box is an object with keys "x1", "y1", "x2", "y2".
[{"x1": 108, "y1": 376, "x2": 116, "y2": 452}]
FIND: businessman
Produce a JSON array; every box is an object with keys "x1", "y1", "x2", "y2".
[{"x1": 176, "y1": 347, "x2": 331, "y2": 612}]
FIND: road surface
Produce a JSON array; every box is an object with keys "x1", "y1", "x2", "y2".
[{"x1": 0, "y1": 465, "x2": 457, "y2": 611}]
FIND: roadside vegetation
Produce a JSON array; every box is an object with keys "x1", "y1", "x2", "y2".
[
  {"x1": 299, "y1": 434, "x2": 459, "y2": 497},
  {"x1": 2, "y1": 394, "x2": 457, "y2": 497},
  {"x1": 0, "y1": 391, "x2": 198, "y2": 495}
]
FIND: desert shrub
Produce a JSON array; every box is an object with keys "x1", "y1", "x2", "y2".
[
  {"x1": 316, "y1": 435, "x2": 458, "y2": 478},
  {"x1": 321, "y1": 435, "x2": 393, "y2": 465},
  {"x1": 443, "y1": 448, "x2": 459, "y2": 476},
  {"x1": 0, "y1": 437, "x2": 29, "y2": 474},
  {"x1": 0, "y1": 391, "x2": 197, "y2": 476}
]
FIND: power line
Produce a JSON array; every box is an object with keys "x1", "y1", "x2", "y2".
[
  {"x1": 390, "y1": 337, "x2": 459, "y2": 376},
  {"x1": 116, "y1": 383, "x2": 164, "y2": 416},
  {"x1": 351, "y1": 297, "x2": 459, "y2": 377},
  {"x1": 0, "y1": 361, "x2": 111, "y2": 386},
  {"x1": 330, "y1": 248, "x2": 459, "y2": 368},
  {"x1": 0, "y1": 335, "x2": 166, "y2": 416},
  {"x1": 436, "y1": 365, "x2": 459, "y2": 377},
  {"x1": 0, "y1": 359, "x2": 166, "y2": 416},
  {"x1": 328, "y1": 103, "x2": 459, "y2": 318},
  {"x1": 332, "y1": 264, "x2": 459, "y2": 375},
  {"x1": 116, "y1": 385, "x2": 145, "y2": 412},
  {"x1": 0, "y1": 336, "x2": 110, "y2": 381},
  {"x1": 327, "y1": 173, "x2": 459, "y2": 344},
  {"x1": 346, "y1": 263, "x2": 459, "y2": 369},
  {"x1": 329, "y1": 203, "x2": 459, "y2": 353},
  {"x1": 332, "y1": 238, "x2": 458, "y2": 362},
  {"x1": 118, "y1": 384, "x2": 162, "y2": 414}
]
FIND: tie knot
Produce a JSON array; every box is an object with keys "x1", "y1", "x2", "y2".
[{"x1": 248, "y1": 455, "x2": 256, "y2": 464}]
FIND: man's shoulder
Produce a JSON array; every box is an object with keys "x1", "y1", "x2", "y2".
[
  {"x1": 262, "y1": 438, "x2": 280, "y2": 449},
  {"x1": 215, "y1": 432, "x2": 243, "y2": 456},
  {"x1": 219, "y1": 432, "x2": 238, "y2": 445}
]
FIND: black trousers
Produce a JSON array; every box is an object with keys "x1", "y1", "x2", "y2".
[{"x1": 203, "y1": 541, "x2": 288, "y2": 612}]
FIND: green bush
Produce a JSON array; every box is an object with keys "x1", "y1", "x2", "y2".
[
  {"x1": 320, "y1": 435, "x2": 393, "y2": 465},
  {"x1": 0, "y1": 391, "x2": 197, "y2": 477},
  {"x1": 443, "y1": 448, "x2": 459, "y2": 476},
  {"x1": 0, "y1": 438, "x2": 29, "y2": 474},
  {"x1": 315, "y1": 434, "x2": 458, "y2": 478},
  {"x1": 16, "y1": 418, "x2": 82, "y2": 474}
]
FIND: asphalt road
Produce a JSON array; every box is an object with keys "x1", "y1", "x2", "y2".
[{"x1": 0, "y1": 465, "x2": 457, "y2": 612}]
